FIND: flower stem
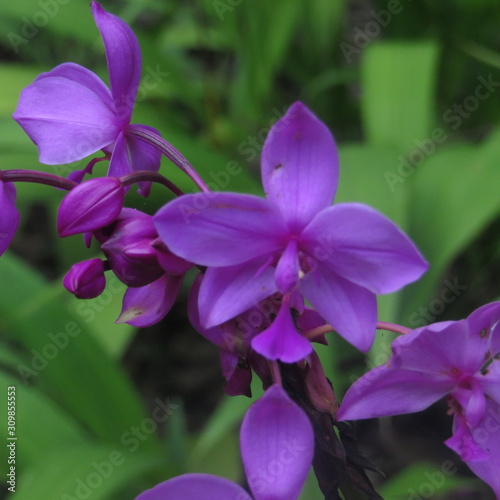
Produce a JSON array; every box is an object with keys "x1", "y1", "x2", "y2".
[
  {"x1": 376, "y1": 321, "x2": 411, "y2": 335},
  {"x1": 120, "y1": 171, "x2": 184, "y2": 197},
  {"x1": 269, "y1": 361, "x2": 282, "y2": 386},
  {"x1": 127, "y1": 126, "x2": 210, "y2": 193},
  {"x1": 0, "y1": 170, "x2": 77, "y2": 190}
]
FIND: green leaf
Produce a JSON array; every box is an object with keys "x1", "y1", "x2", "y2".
[
  {"x1": 0, "y1": 254, "x2": 151, "y2": 444},
  {"x1": 379, "y1": 462, "x2": 473, "y2": 498},
  {"x1": 13, "y1": 444, "x2": 165, "y2": 500},
  {"x1": 401, "y1": 130, "x2": 500, "y2": 322},
  {"x1": 361, "y1": 41, "x2": 440, "y2": 152}
]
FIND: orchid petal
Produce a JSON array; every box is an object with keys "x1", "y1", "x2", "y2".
[
  {"x1": 154, "y1": 193, "x2": 286, "y2": 266},
  {"x1": 63, "y1": 258, "x2": 106, "y2": 299},
  {"x1": 91, "y1": 1, "x2": 141, "y2": 122},
  {"x1": 57, "y1": 177, "x2": 124, "y2": 236},
  {"x1": 252, "y1": 303, "x2": 312, "y2": 363},
  {"x1": 34, "y1": 62, "x2": 114, "y2": 109},
  {"x1": 467, "y1": 301, "x2": 500, "y2": 355},
  {"x1": 13, "y1": 76, "x2": 119, "y2": 164},
  {"x1": 275, "y1": 239, "x2": 299, "y2": 293},
  {"x1": 116, "y1": 273, "x2": 182, "y2": 327},
  {"x1": 479, "y1": 362, "x2": 500, "y2": 405},
  {"x1": 301, "y1": 203, "x2": 428, "y2": 295},
  {"x1": 135, "y1": 473, "x2": 252, "y2": 500},
  {"x1": 445, "y1": 414, "x2": 489, "y2": 462},
  {"x1": 199, "y1": 258, "x2": 278, "y2": 328},
  {"x1": 299, "y1": 265, "x2": 377, "y2": 352},
  {"x1": 127, "y1": 124, "x2": 162, "y2": 196},
  {"x1": 241, "y1": 385, "x2": 314, "y2": 500},
  {"x1": 390, "y1": 320, "x2": 484, "y2": 375},
  {"x1": 108, "y1": 132, "x2": 132, "y2": 178},
  {"x1": 0, "y1": 181, "x2": 20, "y2": 256},
  {"x1": 261, "y1": 102, "x2": 338, "y2": 231},
  {"x1": 463, "y1": 400, "x2": 500, "y2": 496},
  {"x1": 337, "y1": 365, "x2": 452, "y2": 421}
]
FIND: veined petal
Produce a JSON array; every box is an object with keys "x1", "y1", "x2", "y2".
[
  {"x1": 199, "y1": 258, "x2": 278, "y2": 328},
  {"x1": 337, "y1": 365, "x2": 452, "y2": 421},
  {"x1": 91, "y1": 2, "x2": 141, "y2": 122},
  {"x1": 301, "y1": 203, "x2": 428, "y2": 295},
  {"x1": 126, "y1": 124, "x2": 162, "y2": 196},
  {"x1": 445, "y1": 414, "x2": 489, "y2": 463},
  {"x1": 479, "y1": 361, "x2": 500, "y2": 405},
  {"x1": 251, "y1": 302, "x2": 312, "y2": 363},
  {"x1": 299, "y1": 265, "x2": 377, "y2": 352},
  {"x1": 116, "y1": 273, "x2": 183, "y2": 327},
  {"x1": 241, "y1": 385, "x2": 314, "y2": 500},
  {"x1": 13, "y1": 77, "x2": 119, "y2": 164},
  {"x1": 463, "y1": 400, "x2": 500, "y2": 496},
  {"x1": 0, "y1": 181, "x2": 20, "y2": 256},
  {"x1": 390, "y1": 320, "x2": 485, "y2": 375},
  {"x1": 261, "y1": 102, "x2": 338, "y2": 232},
  {"x1": 34, "y1": 62, "x2": 114, "y2": 110},
  {"x1": 154, "y1": 193, "x2": 286, "y2": 267},
  {"x1": 467, "y1": 302, "x2": 500, "y2": 355},
  {"x1": 108, "y1": 132, "x2": 132, "y2": 178},
  {"x1": 275, "y1": 239, "x2": 299, "y2": 293},
  {"x1": 135, "y1": 473, "x2": 252, "y2": 500}
]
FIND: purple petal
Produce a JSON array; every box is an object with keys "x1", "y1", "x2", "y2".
[
  {"x1": 275, "y1": 239, "x2": 299, "y2": 293},
  {"x1": 199, "y1": 258, "x2": 278, "y2": 328},
  {"x1": 241, "y1": 385, "x2": 314, "y2": 500},
  {"x1": 337, "y1": 365, "x2": 452, "y2": 421},
  {"x1": 301, "y1": 203, "x2": 428, "y2": 295},
  {"x1": 108, "y1": 132, "x2": 132, "y2": 178},
  {"x1": 63, "y1": 258, "x2": 106, "y2": 299},
  {"x1": 127, "y1": 124, "x2": 162, "y2": 196},
  {"x1": 299, "y1": 265, "x2": 377, "y2": 352},
  {"x1": 152, "y1": 239, "x2": 193, "y2": 275},
  {"x1": 57, "y1": 177, "x2": 124, "y2": 236},
  {"x1": 445, "y1": 414, "x2": 489, "y2": 462},
  {"x1": 251, "y1": 303, "x2": 312, "y2": 363},
  {"x1": 35, "y1": 62, "x2": 114, "y2": 109},
  {"x1": 116, "y1": 273, "x2": 183, "y2": 327},
  {"x1": 391, "y1": 320, "x2": 485, "y2": 375},
  {"x1": 480, "y1": 361, "x2": 500, "y2": 404},
  {"x1": 13, "y1": 75, "x2": 119, "y2": 164},
  {"x1": 91, "y1": 1, "x2": 141, "y2": 122},
  {"x1": 461, "y1": 400, "x2": 500, "y2": 496},
  {"x1": 261, "y1": 102, "x2": 338, "y2": 232},
  {"x1": 467, "y1": 302, "x2": 500, "y2": 355},
  {"x1": 0, "y1": 181, "x2": 20, "y2": 256},
  {"x1": 221, "y1": 350, "x2": 253, "y2": 397},
  {"x1": 154, "y1": 193, "x2": 286, "y2": 267},
  {"x1": 135, "y1": 473, "x2": 252, "y2": 500}
]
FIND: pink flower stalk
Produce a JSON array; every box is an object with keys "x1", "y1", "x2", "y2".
[
  {"x1": 135, "y1": 385, "x2": 314, "y2": 500},
  {"x1": 337, "y1": 302, "x2": 500, "y2": 496},
  {"x1": 154, "y1": 102, "x2": 428, "y2": 362}
]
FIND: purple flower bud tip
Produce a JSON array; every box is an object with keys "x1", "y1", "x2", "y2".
[
  {"x1": 63, "y1": 258, "x2": 106, "y2": 299},
  {"x1": 57, "y1": 177, "x2": 124, "y2": 237}
]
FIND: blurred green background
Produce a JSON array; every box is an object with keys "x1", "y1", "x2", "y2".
[{"x1": 1, "y1": 0, "x2": 500, "y2": 498}]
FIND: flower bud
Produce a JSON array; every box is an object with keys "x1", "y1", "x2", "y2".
[
  {"x1": 63, "y1": 258, "x2": 106, "y2": 299},
  {"x1": 101, "y1": 213, "x2": 163, "y2": 287},
  {"x1": 57, "y1": 177, "x2": 124, "y2": 237}
]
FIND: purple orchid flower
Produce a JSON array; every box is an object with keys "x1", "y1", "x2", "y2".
[
  {"x1": 337, "y1": 302, "x2": 500, "y2": 496},
  {"x1": 0, "y1": 179, "x2": 20, "y2": 256},
  {"x1": 135, "y1": 384, "x2": 314, "y2": 500},
  {"x1": 154, "y1": 102, "x2": 428, "y2": 361},
  {"x1": 12, "y1": 2, "x2": 160, "y2": 194}
]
